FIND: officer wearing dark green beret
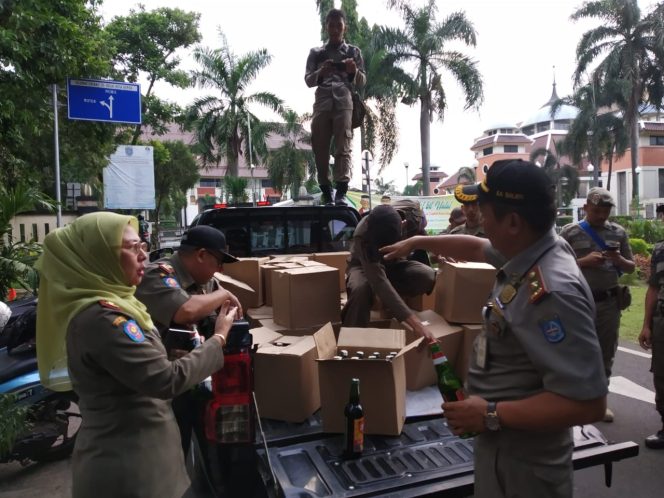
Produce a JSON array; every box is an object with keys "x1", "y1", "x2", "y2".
[{"x1": 381, "y1": 159, "x2": 607, "y2": 498}]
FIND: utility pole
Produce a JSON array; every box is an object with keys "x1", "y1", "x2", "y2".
[{"x1": 52, "y1": 84, "x2": 62, "y2": 227}]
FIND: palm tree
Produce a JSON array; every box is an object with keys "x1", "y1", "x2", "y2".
[
  {"x1": 186, "y1": 33, "x2": 283, "y2": 177},
  {"x1": 266, "y1": 110, "x2": 315, "y2": 198},
  {"x1": 383, "y1": 0, "x2": 483, "y2": 195},
  {"x1": 529, "y1": 145, "x2": 579, "y2": 207},
  {"x1": 456, "y1": 166, "x2": 475, "y2": 184},
  {"x1": 551, "y1": 77, "x2": 628, "y2": 192},
  {"x1": 572, "y1": 0, "x2": 664, "y2": 202},
  {"x1": 0, "y1": 183, "x2": 54, "y2": 298}
]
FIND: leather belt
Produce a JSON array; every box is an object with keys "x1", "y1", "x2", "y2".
[{"x1": 592, "y1": 287, "x2": 619, "y2": 302}]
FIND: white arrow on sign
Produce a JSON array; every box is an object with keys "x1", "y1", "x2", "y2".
[{"x1": 99, "y1": 95, "x2": 114, "y2": 119}]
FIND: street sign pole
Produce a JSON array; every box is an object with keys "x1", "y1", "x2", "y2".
[{"x1": 52, "y1": 84, "x2": 62, "y2": 227}]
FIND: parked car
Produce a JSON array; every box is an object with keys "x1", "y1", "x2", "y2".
[{"x1": 189, "y1": 205, "x2": 361, "y2": 256}]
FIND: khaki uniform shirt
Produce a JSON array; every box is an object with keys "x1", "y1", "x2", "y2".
[
  {"x1": 449, "y1": 223, "x2": 486, "y2": 238},
  {"x1": 135, "y1": 253, "x2": 217, "y2": 338},
  {"x1": 305, "y1": 41, "x2": 366, "y2": 111},
  {"x1": 559, "y1": 220, "x2": 632, "y2": 291},
  {"x1": 66, "y1": 301, "x2": 224, "y2": 498},
  {"x1": 468, "y1": 231, "x2": 607, "y2": 497}
]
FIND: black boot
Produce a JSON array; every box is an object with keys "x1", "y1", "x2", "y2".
[
  {"x1": 320, "y1": 184, "x2": 334, "y2": 206},
  {"x1": 334, "y1": 182, "x2": 349, "y2": 206},
  {"x1": 645, "y1": 427, "x2": 664, "y2": 449}
]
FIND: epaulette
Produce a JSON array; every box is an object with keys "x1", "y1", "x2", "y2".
[
  {"x1": 99, "y1": 299, "x2": 122, "y2": 311},
  {"x1": 158, "y1": 263, "x2": 175, "y2": 275},
  {"x1": 527, "y1": 266, "x2": 548, "y2": 304}
]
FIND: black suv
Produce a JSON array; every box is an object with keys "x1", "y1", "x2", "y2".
[{"x1": 189, "y1": 205, "x2": 361, "y2": 257}]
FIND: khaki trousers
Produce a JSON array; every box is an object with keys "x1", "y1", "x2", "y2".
[{"x1": 311, "y1": 107, "x2": 352, "y2": 186}]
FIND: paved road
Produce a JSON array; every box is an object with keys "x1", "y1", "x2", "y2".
[{"x1": 0, "y1": 340, "x2": 661, "y2": 497}]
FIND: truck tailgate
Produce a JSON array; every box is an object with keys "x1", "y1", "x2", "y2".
[{"x1": 256, "y1": 419, "x2": 638, "y2": 498}]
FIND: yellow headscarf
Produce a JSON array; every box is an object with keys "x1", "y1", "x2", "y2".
[{"x1": 35, "y1": 212, "x2": 154, "y2": 391}]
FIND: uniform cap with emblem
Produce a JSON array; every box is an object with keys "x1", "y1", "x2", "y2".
[
  {"x1": 462, "y1": 159, "x2": 555, "y2": 206},
  {"x1": 179, "y1": 226, "x2": 239, "y2": 263},
  {"x1": 454, "y1": 184, "x2": 479, "y2": 204},
  {"x1": 586, "y1": 187, "x2": 615, "y2": 207}
]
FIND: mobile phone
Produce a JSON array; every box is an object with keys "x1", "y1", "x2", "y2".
[{"x1": 332, "y1": 61, "x2": 346, "y2": 71}]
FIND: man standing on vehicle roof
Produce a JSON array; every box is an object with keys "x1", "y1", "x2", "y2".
[
  {"x1": 559, "y1": 187, "x2": 635, "y2": 423},
  {"x1": 380, "y1": 160, "x2": 607, "y2": 498},
  {"x1": 305, "y1": 8, "x2": 366, "y2": 207},
  {"x1": 135, "y1": 225, "x2": 243, "y2": 455}
]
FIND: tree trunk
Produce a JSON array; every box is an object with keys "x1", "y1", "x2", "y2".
[
  {"x1": 607, "y1": 144, "x2": 614, "y2": 191},
  {"x1": 420, "y1": 97, "x2": 431, "y2": 196}
]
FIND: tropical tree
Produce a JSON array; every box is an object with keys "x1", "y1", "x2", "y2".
[
  {"x1": 105, "y1": 7, "x2": 201, "y2": 143},
  {"x1": 403, "y1": 180, "x2": 423, "y2": 196},
  {"x1": 0, "y1": 0, "x2": 114, "y2": 190},
  {"x1": 572, "y1": 0, "x2": 664, "y2": 201},
  {"x1": 552, "y1": 76, "x2": 628, "y2": 192},
  {"x1": 150, "y1": 140, "x2": 199, "y2": 238},
  {"x1": 224, "y1": 176, "x2": 249, "y2": 205},
  {"x1": 373, "y1": 177, "x2": 397, "y2": 196},
  {"x1": 0, "y1": 183, "x2": 55, "y2": 298},
  {"x1": 186, "y1": 33, "x2": 283, "y2": 177},
  {"x1": 529, "y1": 146, "x2": 579, "y2": 207},
  {"x1": 383, "y1": 0, "x2": 483, "y2": 195},
  {"x1": 456, "y1": 166, "x2": 476, "y2": 184},
  {"x1": 266, "y1": 110, "x2": 315, "y2": 198}
]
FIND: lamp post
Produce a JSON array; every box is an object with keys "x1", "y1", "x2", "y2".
[
  {"x1": 404, "y1": 162, "x2": 409, "y2": 191},
  {"x1": 587, "y1": 163, "x2": 595, "y2": 190},
  {"x1": 635, "y1": 166, "x2": 642, "y2": 218},
  {"x1": 250, "y1": 164, "x2": 256, "y2": 206}
]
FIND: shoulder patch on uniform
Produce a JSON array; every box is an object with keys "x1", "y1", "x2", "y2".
[
  {"x1": 158, "y1": 263, "x2": 175, "y2": 275},
  {"x1": 122, "y1": 320, "x2": 145, "y2": 343},
  {"x1": 538, "y1": 316, "x2": 566, "y2": 343},
  {"x1": 162, "y1": 276, "x2": 180, "y2": 288},
  {"x1": 99, "y1": 300, "x2": 121, "y2": 311},
  {"x1": 527, "y1": 266, "x2": 548, "y2": 304}
]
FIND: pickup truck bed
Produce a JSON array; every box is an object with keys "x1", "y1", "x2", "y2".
[{"x1": 255, "y1": 416, "x2": 638, "y2": 498}]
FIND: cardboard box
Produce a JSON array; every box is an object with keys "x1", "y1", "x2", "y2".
[
  {"x1": 222, "y1": 257, "x2": 269, "y2": 307},
  {"x1": 315, "y1": 324, "x2": 421, "y2": 435},
  {"x1": 313, "y1": 251, "x2": 350, "y2": 291},
  {"x1": 246, "y1": 305, "x2": 273, "y2": 328},
  {"x1": 402, "y1": 310, "x2": 464, "y2": 390},
  {"x1": 434, "y1": 262, "x2": 496, "y2": 323},
  {"x1": 252, "y1": 327, "x2": 321, "y2": 423},
  {"x1": 457, "y1": 324, "x2": 483, "y2": 383},
  {"x1": 258, "y1": 318, "x2": 339, "y2": 337},
  {"x1": 269, "y1": 254, "x2": 312, "y2": 263},
  {"x1": 405, "y1": 286, "x2": 436, "y2": 312},
  {"x1": 213, "y1": 273, "x2": 256, "y2": 310},
  {"x1": 261, "y1": 262, "x2": 302, "y2": 306},
  {"x1": 272, "y1": 266, "x2": 341, "y2": 329}
]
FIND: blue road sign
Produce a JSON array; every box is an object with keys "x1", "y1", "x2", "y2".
[{"x1": 67, "y1": 78, "x2": 142, "y2": 124}]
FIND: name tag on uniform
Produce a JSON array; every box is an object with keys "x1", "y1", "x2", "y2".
[{"x1": 476, "y1": 334, "x2": 488, "y2": 369}]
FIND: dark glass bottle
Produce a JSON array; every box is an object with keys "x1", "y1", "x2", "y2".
[
  {"x1": 431, "y1": 342, "x2": 465, "y2": 402},
  {"x1": 344, "y1": 378, "x2": 364, "y2": 458}
]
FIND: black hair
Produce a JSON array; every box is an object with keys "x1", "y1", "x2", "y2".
[
  {"x1": 486, "y1": 199, "x2": 556, "y2": 235},
  {"x1": 326, "y1": 8, "x2": 346, "y2": 23}
]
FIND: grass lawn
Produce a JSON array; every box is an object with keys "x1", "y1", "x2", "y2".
[{"x1": 620, "y1": 283, "x2": 647, "y2": 344}]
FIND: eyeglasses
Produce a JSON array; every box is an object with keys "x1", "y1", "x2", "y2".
[
  {"x1": 122, "y1": 241, "x2": 148, "y2": 255},
  {"x1": 203, "y1": 249, "x2": 225, "y2": 267}
]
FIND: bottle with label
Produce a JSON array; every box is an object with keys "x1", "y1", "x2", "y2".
[
  {"x1": 344, "y1": 378, "x2": 364, "y2": 458},
  {"x1": 431, "y1": 342, "x2": 465, "y2": 403}
]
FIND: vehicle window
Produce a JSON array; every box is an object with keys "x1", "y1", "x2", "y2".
[
  {"x1": 287, "y1": 219, "x2": 313, "y2": 253},
  {"x1": 250, "y1": 218, "x2": 285, "y2": 256},
  {"x1": 324, "y1": 217, "x2": 355, "y2": 252}
]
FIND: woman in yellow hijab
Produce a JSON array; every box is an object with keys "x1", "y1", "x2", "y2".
[{"x1": 36, "y1": 212, "x2": 236, "y2": 498}]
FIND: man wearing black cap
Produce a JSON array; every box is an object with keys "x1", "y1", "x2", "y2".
[
  {"x1": 342, "y1": 203, "x2": 436, "y2": 341},
  {"x1": 135, "y1": 225, "x2": 243, "y2": 454},
  {"x1": 381, "y1": 160, "x2": 607, "y2": 498},
  {"x1": 448, "y1": 184, "x2": 485, "y2": 237},
  {"x1": 560, "y1": 187, "x2": 635, "y2": 422}
]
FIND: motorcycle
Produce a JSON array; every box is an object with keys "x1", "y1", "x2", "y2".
[{"x1": 0, "y1": 295, "x2": 81, "y2": 464}]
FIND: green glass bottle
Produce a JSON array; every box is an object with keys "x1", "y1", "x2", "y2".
[
  {"x1": 430, "y1": 342, "x2": 465, "y2": 402},
  {"x1": 344, "y1": 378, "x2": 364, "y2": 458}
]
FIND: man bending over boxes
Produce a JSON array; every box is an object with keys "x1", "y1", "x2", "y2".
[
  {"x1": 380, "y1": 159, "x2": 607, "y2": 498},
  {"x1": 341, "y1": 200, "x2": 436, "y2": 341}
]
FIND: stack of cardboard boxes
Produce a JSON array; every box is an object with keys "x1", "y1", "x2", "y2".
[{"x1": 219, "y1": 253, "x2": 495, "y2": 436}]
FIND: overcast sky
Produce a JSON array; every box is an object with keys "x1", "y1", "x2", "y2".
[{"x1": 99, "y1": 0, "x2": 656, "y2": 191}]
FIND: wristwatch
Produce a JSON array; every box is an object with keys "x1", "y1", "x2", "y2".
[{"x1": 485, "y1": 401, "x2": 501, "y2": 431}]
